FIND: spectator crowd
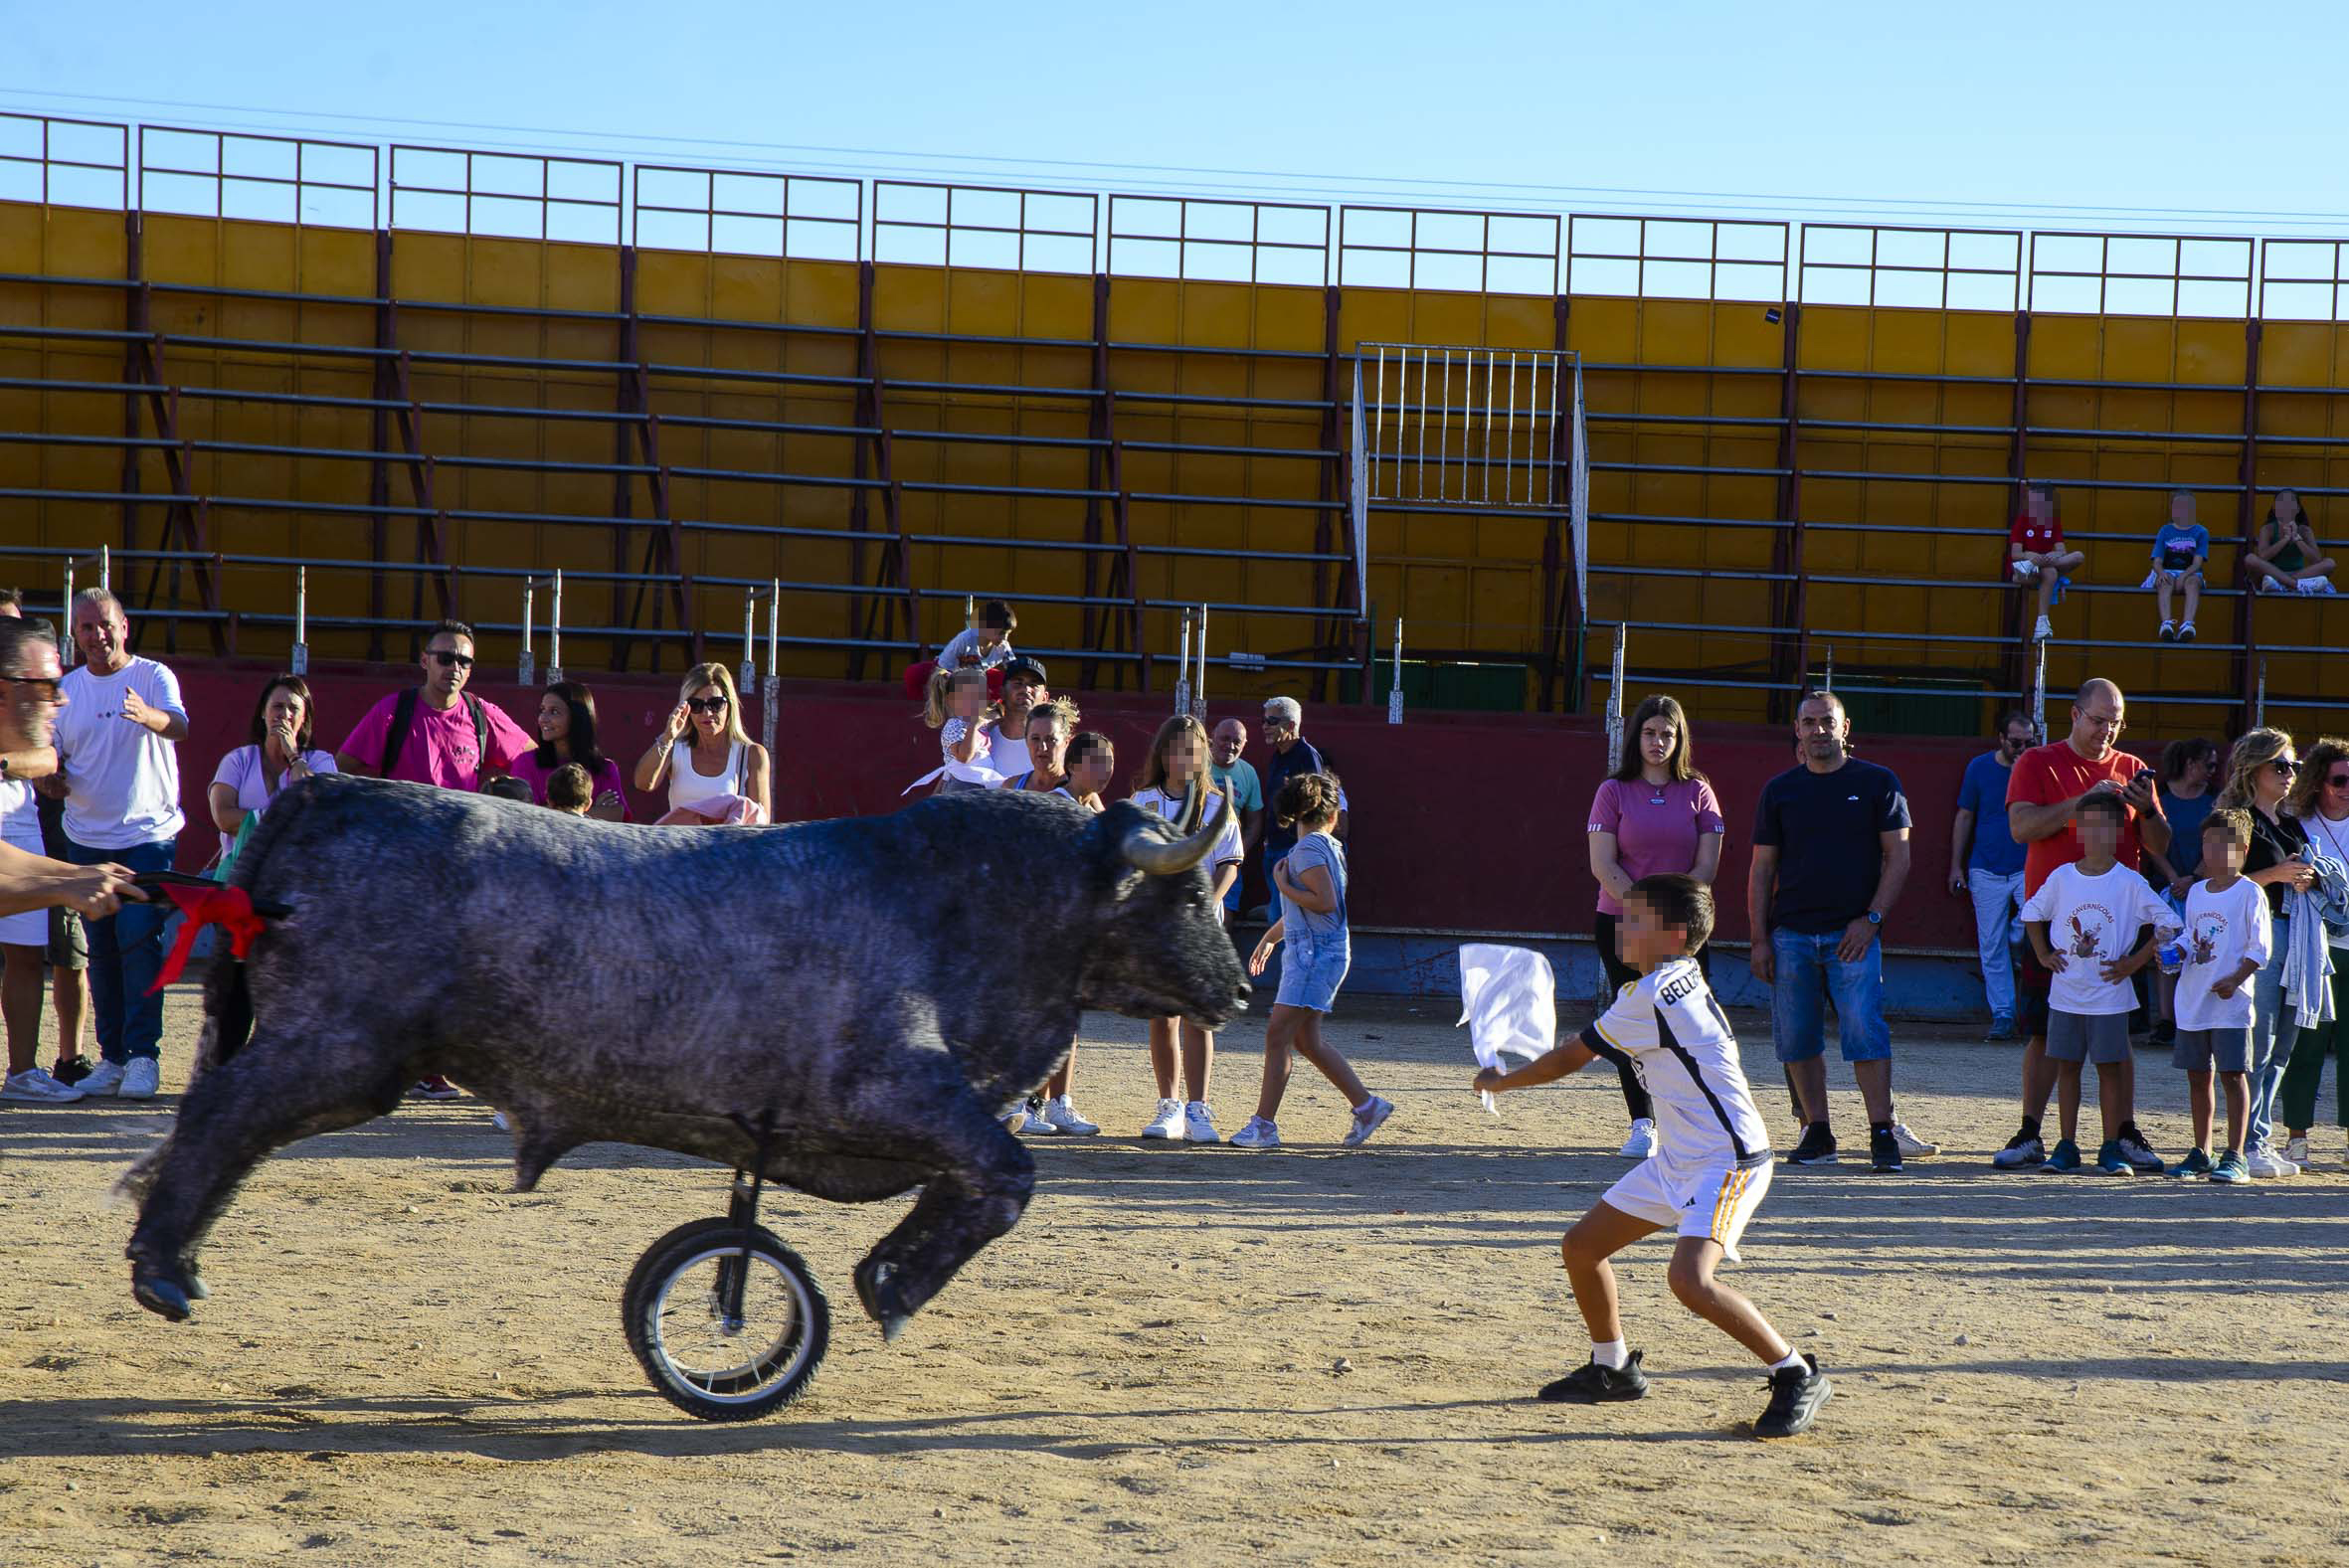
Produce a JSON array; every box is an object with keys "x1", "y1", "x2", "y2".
[{"x1": 1, "y1": 586, "x2": 2342, "y2": 1191}]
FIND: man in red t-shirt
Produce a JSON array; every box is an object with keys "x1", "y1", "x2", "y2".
[
  {"x1": 2008, "y1": 480, "x2": 2086, "y2": 644},
  {"x1": 1992, "y1": 677, "x2": 2173, "y2": 1170}
]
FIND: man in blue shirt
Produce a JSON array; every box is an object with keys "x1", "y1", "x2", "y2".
[
  {"x1": 2149, "y1": 488, "x2": 2210, "y2": 643},
  {"x1": 1747, "y1": 690, "x2": 1925, "y2": 1173},
  {"x1": 1949, "y1": 711, "x2": 2037, "y2": 1041}
]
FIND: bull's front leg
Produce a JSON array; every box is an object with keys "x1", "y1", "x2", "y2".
[{"x1": 839, "y1": 1086, "x2": 1035, "y2": 1342}]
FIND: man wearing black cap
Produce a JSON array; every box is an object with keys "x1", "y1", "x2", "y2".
[{"x1": 987, "y1": 656, "x2": 1049, "y2": 762}]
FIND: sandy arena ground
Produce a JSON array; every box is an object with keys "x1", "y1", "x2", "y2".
[{"x1": 4, "y1": 986, "x2": 2348, "y2": 1567}]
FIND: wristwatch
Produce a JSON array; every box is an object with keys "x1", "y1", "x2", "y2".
[{"x1": 1866, "y1": 910, "x2": 1884, "y2": 926}]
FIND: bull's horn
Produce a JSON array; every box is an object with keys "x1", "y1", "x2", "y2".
[
  {"x1": 1123, "y1": 787, "x2": 1232, "y2": 876},
  {"x1": 1175, "y1": 775, "x2": 1206, "y2": 833}
]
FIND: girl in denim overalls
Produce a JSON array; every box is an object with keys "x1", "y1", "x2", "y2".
[{"x1": 1234, "y1": 772, "x2": 1393, "y2": 1149}]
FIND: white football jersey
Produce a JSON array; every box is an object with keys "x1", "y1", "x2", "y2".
[{"x1": 1583, "y1": 957, "x2": 1772, "y2": 1167}]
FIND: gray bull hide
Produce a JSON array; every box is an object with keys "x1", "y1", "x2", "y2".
[{"x1": 119, "y1": 776, "x2": 1246, "y2": 1340}]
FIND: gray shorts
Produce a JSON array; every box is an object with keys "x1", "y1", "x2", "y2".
[
  {"x1": 2047, "y1": 1009, "x2": 2132, "y2": 1065},
  {"x1": 2172, "y1": 1025, "x2": 2253, "y2": 1074}
]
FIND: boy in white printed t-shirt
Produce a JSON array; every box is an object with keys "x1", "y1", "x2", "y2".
[
  {"x1": 2170, "y1": 808, "x2": 2269, "y2": 1184},
  {"x1": 1476, "y1": 873, "x2": 1831, "y2": 1440},
  {"x1": 2022, "y1": 791, "x2": 2182, "y2": 1175}
]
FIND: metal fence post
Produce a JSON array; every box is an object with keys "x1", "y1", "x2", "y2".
[{"x1": 291, "y1": 564, "x2": 308, "y2": 675}]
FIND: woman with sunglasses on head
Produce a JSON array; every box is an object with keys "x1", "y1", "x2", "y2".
[
  {"x1": 2217, "y1": 728, "x2": 2315, "y2": 1177},
  {"x1": 2277, "y1": 738, "x2": 2349, "y2": 1167},
  {"x1": 511, "y1": 680, "x2": 631, "y2": 821},
  {"x1": 634, "y1": 663, "x2": 772, "y2": 825}
]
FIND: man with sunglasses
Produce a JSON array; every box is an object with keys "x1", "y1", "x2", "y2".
[
  {"x1": 1994, "y1": 678, "x2": 2174, "y2": 1170},
  {"x1": 32, "y1": 591, "x2": 186, "y2": 1101},
  {"x1": 335, "y1": 619, "x2": 535, "y2": 1100}
]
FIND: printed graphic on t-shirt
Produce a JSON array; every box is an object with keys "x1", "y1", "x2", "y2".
[
  {"x1": 2062, "y1": 900, "x2": 2119, "y2": 961},
  {"x1": 2188, "y1": 910, "x2": 2229, "y2": 967}
]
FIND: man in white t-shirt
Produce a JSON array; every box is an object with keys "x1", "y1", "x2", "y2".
[{"x1": 41, "y1": 590, "x2": 188, "y2": 1101}]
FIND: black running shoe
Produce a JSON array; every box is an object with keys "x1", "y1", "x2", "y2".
[
  {"x1": 1786, "y1": 1125, "x2": 1839, "y2": 1166},
  {"x1": 49, "y1": 1054, "x2": 93, "y2": 1087},
  {"x1": 1871, "y1": 1127, "x2": 1902, "y2": 1172},
  {"x1": 1537, "y1": 1351, "x2": 1650, "y2": 1404},
  {"x1": 1754, "y1": 1354, "x2": 1833, "y2": 1439}
]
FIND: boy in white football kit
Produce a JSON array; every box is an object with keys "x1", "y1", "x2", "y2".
[{"x1": 1476, "y1": 874, "x2": 1831, "y2": 1439}]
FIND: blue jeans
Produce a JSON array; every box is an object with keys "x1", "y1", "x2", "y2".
[
  {"x1": 1968, "y1": 869, "x2": 2024, "y2": 1024},
  {"x1": 1768, "y1": 927, "x2": 1892, "y2": 1065},
  {"x1": 2248, "y1": 916, "x2": 2297, "y2": 1152},
  {"x1": 66, "y1": 836, "x2": 177, "y2": 1064}
]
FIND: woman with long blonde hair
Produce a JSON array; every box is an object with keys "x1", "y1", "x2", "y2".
[
  {"x1": 1132, "y1": 714, "x2": 1246, "y2": 1142},
  {"x1": 633, "y1": 662, "x2": 772, "y2": 825},
  {"x1": 2217, "y1": 727, "x2": 2314, "y2": 1175}
]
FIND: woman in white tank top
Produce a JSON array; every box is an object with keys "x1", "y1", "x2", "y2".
[{"x1": 633, "y1": 662, "x2": 772, "y2": 825}]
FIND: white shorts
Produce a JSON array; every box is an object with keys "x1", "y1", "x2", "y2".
[
  {"x1": 0, "y1": 907, "x2": 44, "y2": 947},
  {"x1": 1599, "y1": 1154, "x2": 1773, "y2": 1262}
]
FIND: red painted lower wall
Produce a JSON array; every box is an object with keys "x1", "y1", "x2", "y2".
[{"x1": 144, "y1": 658, "x2": 2128, "y2": 953}]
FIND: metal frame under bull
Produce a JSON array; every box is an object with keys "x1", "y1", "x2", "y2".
[{"x1": 115, "y1": 775, "x2": 1246, "y2": 1422}]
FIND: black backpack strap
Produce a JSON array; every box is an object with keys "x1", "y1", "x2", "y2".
[
  {"x1": 465, "y1": 695, "x2": 489, "y2": 783},
  {"x1": 379, "y1": 687, "x2": 422, "y2": 778}
]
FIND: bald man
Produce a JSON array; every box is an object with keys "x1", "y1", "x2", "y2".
[
  {"x1": 1209, "y1": 717, "x2": 1265, "y2": 917},
  {"x1": 1994, "y1": 679, "x2": 2173, "y2": 1169}
]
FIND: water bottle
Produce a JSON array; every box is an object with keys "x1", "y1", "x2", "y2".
[{"x1": 2157, "y1": 939, "x2": 2186, "y2": 976}]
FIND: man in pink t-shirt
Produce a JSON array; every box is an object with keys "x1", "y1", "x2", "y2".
[
  {"x1": 334, "y1": 620, "x2": 535, "y2": 792},
  {"x1": 332, "y1": 618, "x2": 534, "y2": 1102}
]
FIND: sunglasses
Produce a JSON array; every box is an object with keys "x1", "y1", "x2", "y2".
[
  {"x1": 2329, "y1": 772, "x2": 2349, "y2": 788},
  {"x1": 428, "y1": 649, "x2": 474, "y2": 669},
  {"x1": 0, "y1": 673, "x2": 64, "y2": 703},
  {"x1": 2272, "y1": 758, "x2": 2300, "y2": 776},
  {"x1": 686, "y1": 696, "x2": 729, "y2": 714}
]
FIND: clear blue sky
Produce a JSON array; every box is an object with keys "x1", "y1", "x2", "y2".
[{"x1": 4, "y1": 1, "x2": 2341, "y2": 232}]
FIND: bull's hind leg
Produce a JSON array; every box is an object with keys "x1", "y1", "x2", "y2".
[
  {"x1": 843, "y1": 1088, "x2": 1036, "y2": 1342},
  {"x1": 123, "y1": 1033, "x2": 406, "y2": 1320}
]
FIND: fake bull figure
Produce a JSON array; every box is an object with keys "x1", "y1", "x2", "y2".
[{"x1": 119, "y1": 777, "x2": 1246, "y2": 1346}]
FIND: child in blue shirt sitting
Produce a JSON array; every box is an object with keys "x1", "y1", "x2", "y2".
[{"x1": 2147, "y1": 488, "x2": 2210, "y2": 643}]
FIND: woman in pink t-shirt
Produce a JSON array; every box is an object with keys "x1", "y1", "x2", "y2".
[
  {"x1": 508, "y1": 681, "x2": 631, "y2": 821},
  {"x1": 1585, "y1": 693, "x2": 1727, "y2": 1157}
]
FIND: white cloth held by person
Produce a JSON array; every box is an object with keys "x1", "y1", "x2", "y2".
[{"x1": 1458, "y1": 943, "x2": 1557, "y2": 1114}]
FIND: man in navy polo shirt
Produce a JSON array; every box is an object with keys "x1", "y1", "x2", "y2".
[
  {"x1": 1748, "y1": 689, "x2": 1934, "y2": 1174},
  {"x1": 1949, "y1": 710, "x2": 2036, "y2": 1040},
  {"x1": 1259, "y1": 696, "x2": 1346, "y2": 881}
]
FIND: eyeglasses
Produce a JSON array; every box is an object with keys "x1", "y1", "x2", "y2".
[
  {"x1": 685, "y1": 697, "x2": 729, "y2": 714},
  {"x1": 0, "y1": 673, "x2": 63, "y2": 703},
  {"x1": 2079, "y1": 711, "x2": 2124, "y2": 730},
  {"x1": 428, "y1": 649, "x2": 474, "y2": 669},
  {"x1": 2328, "y1": 772, "x2": 2349, "y2": 788},
  {"x1": 2272, "y1": 758, "x2": 2300, "y2": 776}
]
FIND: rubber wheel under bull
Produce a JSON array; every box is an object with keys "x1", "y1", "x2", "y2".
[{"x1": 622, "y1": 1217, "x2": 830, "y2": 1422}]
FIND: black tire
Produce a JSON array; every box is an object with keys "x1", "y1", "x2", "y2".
[{"x1": 621, "y1": 1217, "x2": 830, "y2": 1422}]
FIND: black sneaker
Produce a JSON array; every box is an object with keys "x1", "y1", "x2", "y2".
[
  {"x1": 1871, "y1": 1127, "x2": 1902, "y2": 1172},
  {"x1": 1537, "y1": 1351, "x2": 1650, "y2": 1404},
  {"x1": 49, "y1": 1054, "x2": 93, "y2": 1087},
  {"x1": 1786, "y1": 1125, "x2": 1839, "y2": 1166},
  {"x1": 1755, "y1": 1354, "x2": 1832, "y2": 1438}
]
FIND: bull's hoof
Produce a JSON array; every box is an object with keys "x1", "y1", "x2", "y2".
[
  {"x1": 132, "y1": 1268, "x2": 193, "y2": 1322},
  {"x1": 183, "y1": 1270, "x2": 210, "y2": 1302},
  {"x1": 853, "y1": 1259, "x2": 911, "y2": 1343}
]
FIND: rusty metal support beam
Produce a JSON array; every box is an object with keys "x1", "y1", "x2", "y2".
[
  {"x1": 387, "y1": 350, "x2": 457, "y2": 627},
  {"x1": 846, "y1": 260, "x2": 878, "y2": 680},
  {"x1": 609, "y1": 246, "x2": 639, "y2": 671},
  {"x1": 1079, "y1": 271, "x2": 1113, "y2": 690},
  {"x1": 1998, "y1": 308, "x2": 2034, "y2": 710},
  {"x1": 2234, "y1": 318, "x2": 2264, "y2": 736},
  {"x1": 1313, "y1": 284, "x2": 1345, "y2": 706},
  {"x1": 366, "y1": 228, "x2": 394, "y2": 660},
  {"x1": 1769, "y1": 301, "x2": 1806, "y2": 719},
  {"x1": 1538, "y1": 293, "x2": 1574, "y2": 712}
]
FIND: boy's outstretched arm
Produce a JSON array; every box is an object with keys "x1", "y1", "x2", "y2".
[{"x1": 1475, "y1": 1033, "x2": 1599, "y2": 1096}]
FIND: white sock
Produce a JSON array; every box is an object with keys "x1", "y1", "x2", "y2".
[
  {"x1": 1590, "y1": 1339, "x2": 1629, "y2": 1370},
  {"x1": 1769, "y1": 1349, "x2": 1809, "y2": 1375}
]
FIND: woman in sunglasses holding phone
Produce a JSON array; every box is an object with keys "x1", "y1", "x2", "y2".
[
  {"x1": 635, "y1": 662, "x2": 772, "y2": 825},
  {"x1": 2218, "y1": 728, "x2": 2315, "y2": 1176},
  {"x1": 2278, "y1": 737, "x2": 2349, "y2": 1166}
]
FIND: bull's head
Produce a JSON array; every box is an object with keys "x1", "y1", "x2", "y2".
[{"x1": 1079, "y1": 787, "x2": 1251, "y2": 1029}]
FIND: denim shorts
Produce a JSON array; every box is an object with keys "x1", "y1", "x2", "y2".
[
  {"x1": 1768, "y1": 927, "x2": 1892, "y2": 1065},
  {"x1": 1275, "y1": 936, "x2": 1350, "y2": 1012}
]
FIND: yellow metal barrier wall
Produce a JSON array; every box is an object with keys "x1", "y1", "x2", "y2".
[{"x1": 5, "y1": 197, "x2": 2346, "y2": 726}]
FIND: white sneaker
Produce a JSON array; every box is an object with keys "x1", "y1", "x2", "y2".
[
  {"x1": 120, "y1": 1058, "x2": 160, "y2": 1099},
  {"x1": 1891, "y1": 1121, "x2": 1940, "y2": 1158},
  {"x1": 2284, "y1": 1134, "x2": 2312, "y2": 1168},
  {"x1": 77, "y1": 1060, "x2": 125, "y2": 1097},
  {"x1": 1617, "y1": 1118, "x2": 1657, "y2": 1159},
  {"x1": 1036, "y1": 1095, "x2": 1099, "y2": 1136},
  {"x1": 1141, "y1": 1098, "x2": 1184, "y2": 1139},
  {"x1": 1, "y1": 1067, "x2": 85, "y2": 1104},
  {"x1": 1182, "y1": 1101, "x2": 1220, "y2": 1143},
  {"x1": 1230, "y1": 1116, "x2": 1281, "y2": 1149},
  {"x1": 1019, "y1": 1099, "x2": 1060, "y2": 1134},
  {"x1": 2247, "y1": 1144, "x2": 2298, "y2": 1178},
  {"x1": 1343, "y1": 1095, "x2": 1394, "y2": 1148},
  {"x1": 2033, "y1": 614, "x2": 2054, "y2": 642}
]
